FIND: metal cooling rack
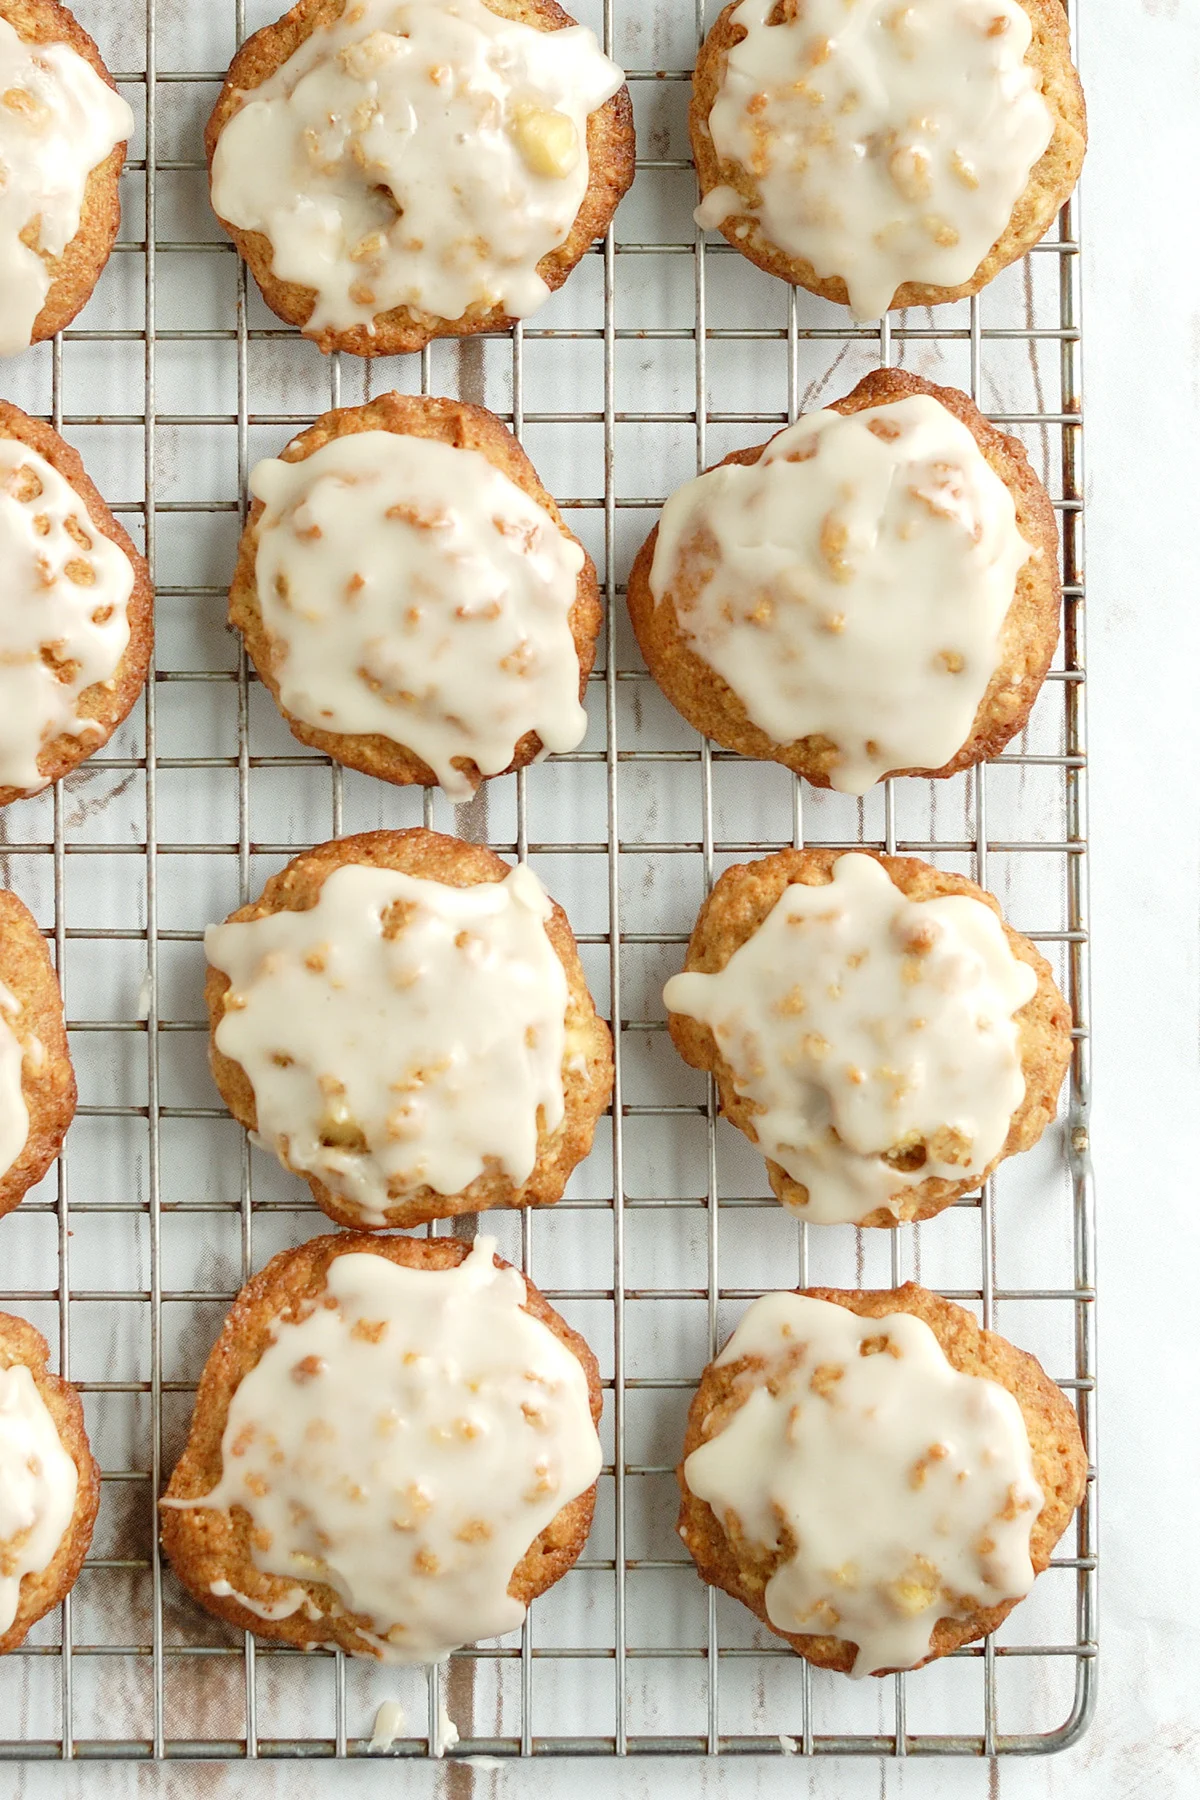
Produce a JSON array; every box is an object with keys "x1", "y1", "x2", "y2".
[{"x1": 0, "y1": 0, "x2": 1095, "y2": 1763}]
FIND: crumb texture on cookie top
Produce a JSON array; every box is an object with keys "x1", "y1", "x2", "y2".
[
  {"x1": 649, "y1": 394, "x2": 1034, "y2": 794},
  {"x1": 163, "y1": 1237, "x2": 602, "y2": 1661},
  {"x1": 0, "y1": 1358, "x2": 79, "y2": 1635},
  {"x1": 206, "y1": 860, "x2": 569, "y2": 1225},
  {"x1": 665, "y1": 853, "x2": 1036, "y2": 1226},
  {"x1": 682, "y1": 1291, "x2": 1042, "y2": 1676},
  {"x1": 0, "y1": 984, "x2": 30, "y2": 1178},
  {"x1": 696, "y1": 0, "x2": 1053, "y2": 319},
  {"x1": 0, "y1": 436, "x2": 135, "y2": 795},
  {"x1": 211, "y1": 0, "x2": 625, "y2": 338},
  {"x1": 0, "y1": 17, "x2": 132, "y2": 355},
  {"x1": 250, "y1": 427, "x2": 588, "y2": 798}
]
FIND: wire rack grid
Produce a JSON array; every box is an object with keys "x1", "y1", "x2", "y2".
[{"x1": 0, "y1": 0, "x2": 1095, "y2": 1764}]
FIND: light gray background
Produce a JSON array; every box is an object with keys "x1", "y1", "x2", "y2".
[{"x1": 6, "y1": 0, "x2": 1197, "y2": 1793}]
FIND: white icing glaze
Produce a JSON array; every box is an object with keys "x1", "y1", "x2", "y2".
[
  {"x1": 211, "y1": 0, "x2": 626, "y2": 335},
  {"x1": 664, "y1": 853, "x2": 1037, "y2": 1225},
  {"x1": 0, "y1": 983, "x2": 29, "y2": 1181},
  {"x1": 249, "y1": 429, "x2": 587, "y2": 800},
  {"x1": 369, "y1": 1699, "x2": 407, "y2": 1752},
  {"x1": 696, "y1": 0, "x2": 1054, "y2": 320},
  {"x1": 204, "y1": 860, "x2": 569, "y2": 1225},
  {"x1": 682, "y1": 1291, "x2": 1043, "y2": 1676},
  {"x1": 648, "y1": 394, "x2": 1034, "y2": 793},
  {"x1": 0, "y1": 1361, "x2": 78, "y2": 1634},
  {"x1": 172, "y1": 1239, "x2": 601, "y2": 1662},
  {"x1": 209, "y1": 1576, "x2": 322, "y2": 1621},
  {"x1": 434, "y1": 1701, "x2": 460, "y2": 1757},
  {"x1": 0, "y1": 437, "x2": 135, "y2": 794},
  {"x1": 0, "y1": 19, "x2": 132, "y2": 356}
]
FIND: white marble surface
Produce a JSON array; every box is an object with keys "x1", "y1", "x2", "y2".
[{"x1": 9, "y1": 0, "x2": 1200, "y2": 1793}]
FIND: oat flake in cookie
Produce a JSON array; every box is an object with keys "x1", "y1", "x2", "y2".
[
  {"x1": 692, "y1": 0, "x2": 1086, "y2": 318},
  {"x1": 207, "y1": 0, "x2": 633, "y2": 354},
  {"x1": 677, "y1": 1287, "x2": 1085, "y2": 1676},
  {"x1": 0, "y1": 406, "x2": 153, "y2": 806},
  {"x1": 0, "y1": 5, "x2": 132, "y2": 354},
  {"x1": 204, "y1": 829, "x2": 614, "y2": 1231},
  {"x1": 241, "y1": 398, "x2": 596, "y2": 800},
  {"x1": 665, "y1": 850, "x2": 1071, "y2": 1228},
  {"x1": 161, "y1": 1234, "x2": 603, "y2": 1662}
]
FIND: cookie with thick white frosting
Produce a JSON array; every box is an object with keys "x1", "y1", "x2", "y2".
[
  {"x1": 205, "y1": 0, "x2": 635, "y2": 356},
  {"x1": 664, "y1": 848, "x2": 1070, "y2": 1228},
  {"x1": 677, "y1": 1283, "x2": 1086, "y2": 1675},
  {"x1": 161, "y1": 1232, "x2": 602, "y2": 1662},
  {"x1": 0, "y1": 1, "x2": 133, "y2": 353},
  {"x1": 0, "y1": 402, "x2": 153, "y2": 807},
  {"x1": 0, "y1": 1309, "x2": 99, "y2": 1654},
  {"x1": 0, "y1": 888, "x2": 74, "y2": 1220},
  {"x1": 691, "y1": 0, "x2": 1085, "y2": 317},
  {"x1": 204, "y1": 828, "x2": 614, "y2": 1230},
  {"x1": 229, "y1": 393, "x2": 601, "y2": 800},
  {"x1": 627, "y1": 370, "x2": 1061, "y2": 792}
]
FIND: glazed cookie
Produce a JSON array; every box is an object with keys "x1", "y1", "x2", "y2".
[
  {"x1": 677, "y1": 1284, "x2": 1086, "y2": 1675},
  {"x1": 231, "y1": 393, "x2": 602, "y2": 799},
  {"x1": 204, "y1": 828, "x2": 613, "y2": 1230},
  {"x1": 664, "y1": 849, "x2": 1070, "y2": 1228},
  {"x1": 692, "y1": 0, "x2": 1086, "y2": 319},
  {"x1": 0, "y1": 402, "x2": 153, "y2": 806},
  {"x1": 627, "y1": 370, "x2": 1061, "y2": 792},
  {"x1": 0, "y1": 888, "x2": 74, "y2": 1220},
  {"x1": 0, "y1": 1310, "x2": 100, "y2": 1654},
  {"x1": 161, "y1": 1233, "x2": 602, "y2": 1660},
  {"x1": 206, "y1": 0, "x2": 635, "y2": 356},
  {"x1": 0, "y1": 1, "x2": 133, "y2": 353}
]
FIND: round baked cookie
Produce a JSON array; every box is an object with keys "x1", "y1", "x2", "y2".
[
  {"x1": 691, "y1": 0, "x2": 1086, "y2": 318},
  {"x1": 0, "y1": 1310, "x2": 100, "y2": 1654},
  {"x1": 0, "y1": 402, "x2": 154, "y2": 806},
  {"x1": 161, "y1": 1232, "x2": 603, "y2": 1660},
  {"x1": 230, "y1": 392, "x2": 602, "y2": 800},
  {"x1": 627, "y1": 369, "x2": 1061, "y2": 792},
  {"x1": 0, "y1": 888, "x2": 74, "y2": 1220},
  {"x1": 677, "y1": 1283, "x2": 1086, "y2": 1675},
  {"x1": 204, "y1": 828, "x2": 614, "y2": 1231},
  {"x1": 665, "y1": 848, "x2": 1070, "y2": 1228},
  {"x1": 0, "y1": 1, "x2": 134, "y2": 352},
  {"x1": 205, "y1": 0, "x2": 635, "y2": 356}
]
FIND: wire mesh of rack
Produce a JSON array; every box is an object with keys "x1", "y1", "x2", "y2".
[{"x1": 0, "y1": 0, "x2": 1094, "y2": 1764}]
